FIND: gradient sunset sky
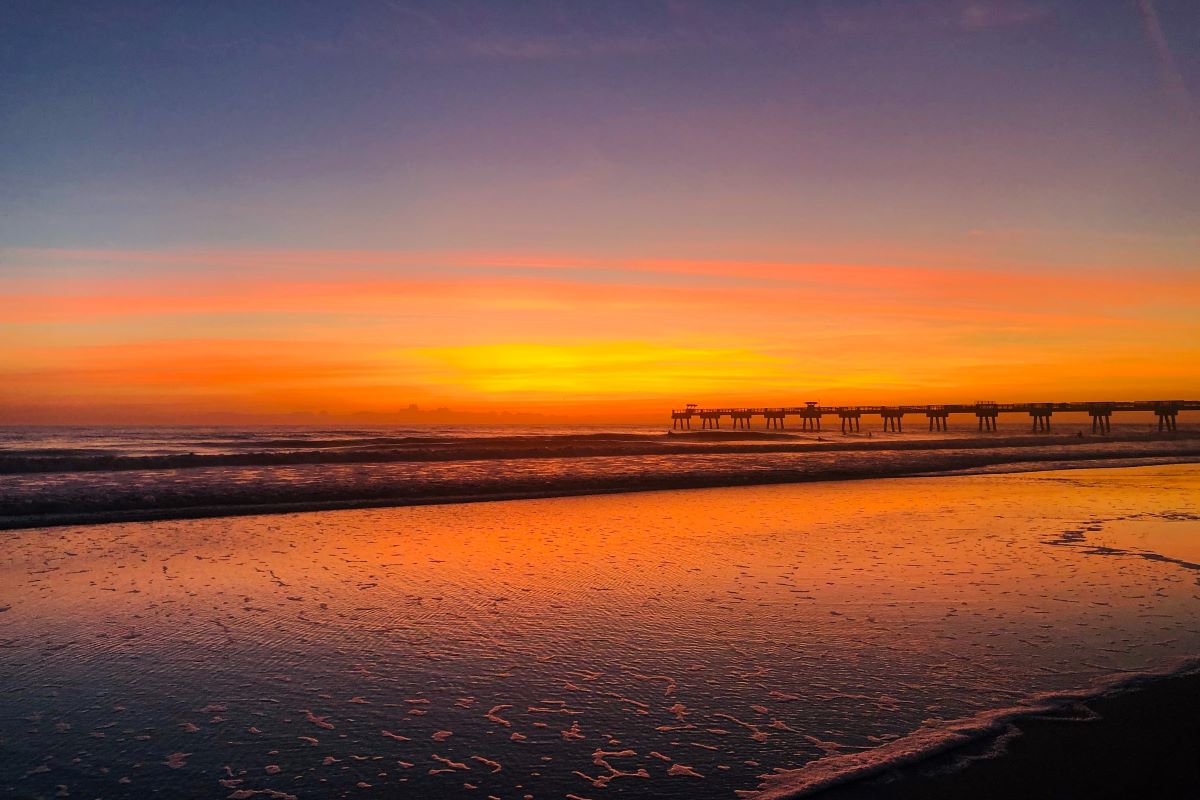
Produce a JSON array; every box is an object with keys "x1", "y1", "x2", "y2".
[{"x1": 2, "y1": 1, "x2": 1198, "y2": 423}]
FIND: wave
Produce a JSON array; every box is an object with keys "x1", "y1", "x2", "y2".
[
  {"x1": 0, "y1": 431, "x2": 750, "y2": 472},
  {"x1": 1, "y1": 430, "x2": 1195, "y2": 474},
  {"x1": 2, "y1": 447, "x2": 1198, "y2": 530}
]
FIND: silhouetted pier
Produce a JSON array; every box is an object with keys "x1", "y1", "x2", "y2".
[{"x1": 671, "y1": 401, "x2": 1198, "y2": 433}]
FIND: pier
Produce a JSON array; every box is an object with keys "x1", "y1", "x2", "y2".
[{"x1": 670, "y1": 400, "x2": 1198, "y2": 432}]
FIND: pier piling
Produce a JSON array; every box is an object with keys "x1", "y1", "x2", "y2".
[
  {"x1": 1088, "y1": 406, "x2": 1113, "y2": 434},
  {"x1": 1155, "y1": 406, "x2": 1179, "y2": 432}
]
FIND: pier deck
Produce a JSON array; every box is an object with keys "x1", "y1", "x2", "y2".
[{"x1": 670, "y1": 401, "x2": 1198, "y2": 432}]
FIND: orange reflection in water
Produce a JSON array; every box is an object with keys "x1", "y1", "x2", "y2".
[{"x1": 1, "y1": 466, "x2": 1198, "y2": 799}]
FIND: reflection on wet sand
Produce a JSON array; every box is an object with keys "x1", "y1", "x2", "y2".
[{"x1": 1, "y1": 465, "x2": 1197, "y2": 798}]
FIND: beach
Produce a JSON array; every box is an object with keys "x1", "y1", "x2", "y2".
[
  {"x1": 8, "y1": 2, "x2": 1200, "y2": 796},
  {"x1": 2, "y1": 462, "x2": 1197, "y2": 799},
  {"x1": 10, "y1": 0, "x2": 1200, "y2": 793}
]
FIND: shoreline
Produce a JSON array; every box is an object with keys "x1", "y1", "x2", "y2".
[
  {"x1": 3, "y1": 451, "x2": 1198, "y2": 531},
  {"x1": 771, "y1": 666, "x2": 1200, "y2": 799}
]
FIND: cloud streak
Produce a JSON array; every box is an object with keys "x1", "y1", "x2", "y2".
[{"x1": 1137, "y1": 0, "x2": 1198, "y2": 126}]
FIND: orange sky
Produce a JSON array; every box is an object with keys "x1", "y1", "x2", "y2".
[
  {"x1": 5, "y1": 4, "x2": 1199, "y2": 425},
  {"x1": 3, "y1": 246, "x2": 1198, "y2": 424}
]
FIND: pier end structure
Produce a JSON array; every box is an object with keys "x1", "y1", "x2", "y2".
[{"x1": 799, "y1": 401, "x2": 822, "y2": 431}]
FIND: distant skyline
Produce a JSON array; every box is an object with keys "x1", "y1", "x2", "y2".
[{"x1": 2, "y1": 1, "x2": 1199, "y2": 423}]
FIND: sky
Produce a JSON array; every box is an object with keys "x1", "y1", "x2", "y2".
[{"x1": 2, "y1": 0, "x2": 1198, "y2": 423}]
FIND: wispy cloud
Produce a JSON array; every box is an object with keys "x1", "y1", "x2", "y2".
[
  {"x1": 816, "y1": 0, "x2": 1053, "y2": 36},
  {"x1": 4, "y1": 247, "x2": 1194, "y2": 326},
  {"x1": 50, "y1": 0, "x2": 1059, "y2": 64},
  {"x1": 958, "y1": 1, "x2": 1052, "y2": 31},
  {"x1": 1137, "y1": 0, "x2": 1198, "y2": 126}
]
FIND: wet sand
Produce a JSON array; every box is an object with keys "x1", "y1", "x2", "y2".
[
  {"x1": 810, "y1": 671, "x2": 1200, "y2": 800},
  {"x1": 1, "y1": 464, "x2": 1197, "y2": 798}
]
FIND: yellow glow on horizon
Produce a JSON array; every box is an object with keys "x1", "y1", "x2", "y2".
[{"x1": 414, "y1": 342, "x2": 789, "y2": 397}]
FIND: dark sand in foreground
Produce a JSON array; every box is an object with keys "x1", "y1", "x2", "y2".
[{"x1": 816, "y1": 671, "x2": 1200, "y2": 800}]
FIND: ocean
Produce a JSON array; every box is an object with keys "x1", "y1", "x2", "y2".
[{"x1": 2, "y1": 421, "x2": 1198, "y2": 529}]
